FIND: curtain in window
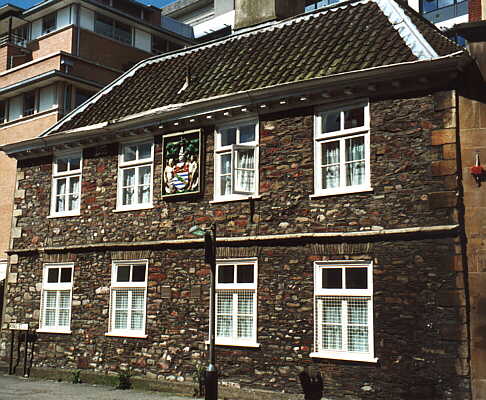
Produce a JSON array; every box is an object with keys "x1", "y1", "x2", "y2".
[
  {"x1": 322, "y1": 141, "x2": 340, "y2": 189},
  {"x1": 114, "y1": 290, "x2": 129, "y2": 330},
  {"x1": 122, "y1": 169, "x2": 135, "y2": 205},
  {"x1": 131, "y1": 289, "x2": 145, "y2": 330},
  {"x1": 56, "y1": 178, "x2": 66, "y2": 212},
  {"x1": 347, "y1": 298, "x2": 368, "y2": 352},
  {"x1": 68, "y1": 177, "x2": 80, "y2": 210},
  {"x1": 44, "y1": 291, "x2": 57, "y2": 326},
  {"x1": 220, "y1": 154, "x2": 232, "y2": 195},
  {"x1": 58, "y1": 291, "x2": 71, "y2": 326},
  {"x1": 321, "y1": 298, "x2": 342, "y2": 350},
  {"x1": 235, "y1": 149, "x2": 255, "y2": 192},
  {"x1": 345, "y1": 137, "x2": 365, "y2": 186},
  {"x1": 216, "y1": 292, "x2": 233, "y2": 337},
  {"x1": 237, "y1": 292, "x2": 253, "y2": 338},
  {"x1": 138, "y1": 166, "x2": 151, "y2": 204}
]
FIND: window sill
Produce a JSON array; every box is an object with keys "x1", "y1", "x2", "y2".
[
  {"x1": 113, "y1": 205, "x2": 153, "y2": 213},
  {"x1": 310, "y1": 351, "x2": 378, "y2": 363},
  {"x1": 210, "y1": 195, "x2": 262, "y2": 204},
  {"x1": 310, "y1": 186, "x2": 373, "y2": 198},
  {"x1": 206, "y1": 339, "x2": 260, "y2": 348},
  {"x1": 105, "y1": 332, "x2": 148, "y2": 339},
  {"x1": 36, "y1": 328, "x2": 72, "y2": 334},
  {"x1": 48, "y1": 212, "x2": 80, "y2": 219}
]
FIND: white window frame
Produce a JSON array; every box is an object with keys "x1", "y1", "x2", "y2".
[
  {"x1": 311, "y1": 260, "x2": 377, "y2": 363},
  {"x1": 213, "y1": 120, "x2": 259, "y2": 202},
  {"x1": 215, "y1": 258, "x2": 259, "y2": 347},
  {"x1": 49, "y1": 151, "x2": 82, "y2": 217},
  {"x1": 107, "y1": 260, "x2": 148, "y2": 338},
  {"x1": 116, "y1": 139, "x2": 154, "y2": 211},
  {"x1": 37, "y1": 263, "x2": 74, "y2": 334},
  {"x1": 312, "y1": 101, "x2": 372, "y2": 197}
]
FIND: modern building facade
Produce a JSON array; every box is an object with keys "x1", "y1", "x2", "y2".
[{"x1": 0, "y1": 0, "x2": 192, "y2": 306}]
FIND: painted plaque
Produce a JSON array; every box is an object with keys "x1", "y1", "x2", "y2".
[{"x1": 162, "y1": 129, "x2": 202, "y2": 198}]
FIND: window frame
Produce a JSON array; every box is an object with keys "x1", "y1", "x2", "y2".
[
  {"x1": 214, "y1": 258, "x2": 259, "y2": 347},
  {"x1": 312, "y1": 101, "x2": 372, "y2": 197},
  {"x1": 94, "y1": 13, "x2": 133, "y2": 45},
  {"x1": 311, "y1": 260, "x2": 376, "y2": 363},
  {"x1": 42, "y1": 12, "x2": 57, "y2": 35},
  {"x1": 37, "y1": 263, "x2": 74, "y2": 334},
  {"x1": 107, "y1": 260, "x2": 148, "y2": 338},
  {"x1": 116, "y1": 139, "x2": 154, "y2": 212},
  {"x1": 213, "y1": 120, "x2": 259, "y2": 202},
  {"x1": 49, "y1": 151, "x2": 82, "y2": 218}
]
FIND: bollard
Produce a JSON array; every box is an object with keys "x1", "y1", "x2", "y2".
[{"x1": 299, "y1": 366, "x2": 323, "y2": 400}]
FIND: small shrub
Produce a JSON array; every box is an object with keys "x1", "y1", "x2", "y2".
[
  {"x1": 71, "y1": 370, "x2": 81, "y2": 384},
  {"x1": 116, "y1": 369, "x2": 132, "y2": 390}
]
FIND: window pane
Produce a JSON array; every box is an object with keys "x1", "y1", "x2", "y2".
[
  {"x1": 57, "y1": 159, "x2": 68, "y2": 172},
  {"x1": 69, "y1": 157, "x2": 81, "y2": 171},
  {"x1": 220, "y1": 153, "x2": 231, "y2": 175},
  {"x1": 218, "y1": 265, "x2": 234, "y2": 283},
  {"x1": 348, "y1": 298, "x2": 368, "y2": 324},
  {"x1": 346, "y1": 268, "x2": 368, "y2": 289},
  {"x1": 237, "y1": 292, "x2": 253, "y2": 314},
  {"x1": 348, "y1": 326, "x2": 368, "y2": 352},
  {"x1": 217, "y1": 292, "x2": 233, "y2": 337},
  {"x1": 344, "y1": 107, "x2": 364, "y2": 129},
  {"x1": 423, "y1": 0, "x2": 438, "y2": 12},
  {"x1": 237, "y1": 316, "x2": 253, "y2": 338},
  {"x1": 45, "y1": 291, "x2": 57, "y2": 307},
  {"x1": 322, "y1": 299, "x2": 341, "y2": 323},
  {"x1": 235, "y1": 149, "x2": 255, "y2": 193},
  {"x1": 138, "y1": 166, "x2": 151, "y2": 185},
  {"x1": 123, "y1": 145, "x2": 137, "y2": 162},
  {"x1": 131, "y1": 290, "x2": 145, "y2": 309},
  {"x1": 221, "y1": 128, "x2": 237, "y2": 146},
  {"x1": 322, "y1": 268, "x2": 342, "y2": 289},
  {"x1": 138, "y1": 143, "x2": 152, "y2": 160},
  {"x1": 23, "y1": 92, "x2": 35, "y2": 116},
  {"x1": 131, "y1": 311, "x2": 143, "y2": 329},
  {"x1": 60, "y1": 268, "x2": 72, "y2": 283},
  {"x1": 58, "y1": 309, "x2": 70, "y2": 326},
  {"x1": 132, "y1": 265, "x2": 146, "y2": 282},
  {"x1": 345, "y1": 137, "x2": 364, "y2": 161},
  {"x1": 69, "y1": 176, "x2": 80, "y2": 194},
  {"x1": 117, "y1": 265, "x2": 130, "y2": 282},
  {"x1": 346, "y1": 161, "x2": 364, "y2": 186},
  {"x1": 115, "y1": 310, "x2": 128, "y2": 329},
  {"x1": 45, "y1": 309, "x2": 56, "y2": 326},
  {"x1": 94, "y1": 14, "x2": 113, "y2": 38},
  {"x1": 114, "y1": 21, "x2": 132, "y2": 44},
  {"x1": 323, "y1": 111, "x2": 340, "y2": 133},
  {"x1": 59, "y1": 291, "x2": 71, "y2": 308},
  {"x1": 237, "y1": 264, "x2": 254, "y2": 283},
  {"x1": 322, "y1": 141, "x2": 340, "y2": 165},
  {"x1": 115, "y1": 290, "x2": 129, "y2": 309},
  {"x1": 56, "y1": 195, "x2": 65, "y2": 213},
  {"x1": 322, "y1": 325, "x2": 342, "y2": 350},
  {"x1": 47, "y1": 268, "x2": 59, "y2": 283},
  {"x1": 138, "y1": 185, "x2": 150, "y2": 204},
  {"x1": 123, "y1": 188, "x2": 134, "y2": 205},
  {"x1": 239, "y1": 125, "x2": 255, "y2": 143},
  {"x1": 123, "y1": 168, "x2": 135, "y2": 186},
  {"x1": 56, "y1": 178, "x2": 67, "y2": 195},
  {"x1": 438, "y1": 0, "x2": 454, "y2": 7}
]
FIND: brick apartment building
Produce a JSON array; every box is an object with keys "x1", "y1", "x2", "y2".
[{"x1": 0, "y1": 0, "x2": 192, "y2": 295}]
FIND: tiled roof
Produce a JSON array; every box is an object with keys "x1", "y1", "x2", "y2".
[{"x1": 47, "y1": 0, "x2": 464, "y2": 135}]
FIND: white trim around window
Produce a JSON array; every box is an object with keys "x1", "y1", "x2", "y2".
[
  {"x1": 116, "y1": 140, "x2": 154, "y2": 212},
  {"x1": 213, "y1": 120, "x2": 259, "y2": 202},
  {"x1": 215, "y1": 258, "x2": 259, "y2": 347},
  {"x1": 37, "y1": 263, "x2": 74, "y2": 334},
  {"x1": 311, "y1": 260, "x2": 377, "y2": 363},
  {"x1": 49, "y1": 152, "x2": 82, "y2": 217},
  {"x1": 312, "y1": 101, "x2": 372, "y2": 197},
  {"x1": 107, "y1": 260, "x2": 148, "y2": 338}
]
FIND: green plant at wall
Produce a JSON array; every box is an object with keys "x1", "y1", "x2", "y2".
[
  {"x1": 116, "y1": 368, "x2": 132, "y2": 390},
  {"x1": 192, "y1": 361, "x2": 205, "y2": 397},
  {"x1": 71, "y1": 369, "x2": 81, "y2": 384}
]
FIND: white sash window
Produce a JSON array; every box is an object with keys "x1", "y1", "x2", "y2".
[
  {"x1": 38, "y1": 263, "x2": 73, "y2": 333},
  {"x1": 50, "y1": 152, "x2": 82, "y2": 217},
  {"x1": 311, "y1": 261, "x2": 377, "y2": 363},
  {"x1": 313, "y1": 102, "x2": 371, "y2": 197}
]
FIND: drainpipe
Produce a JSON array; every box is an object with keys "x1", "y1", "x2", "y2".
[{"x1": 76, "y1": 3, "x2": 81, "y2": 56}]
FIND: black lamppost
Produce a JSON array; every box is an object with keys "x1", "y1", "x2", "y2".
[{"x1": 189, "y1": 223, "x2": 218, "y2": 400}]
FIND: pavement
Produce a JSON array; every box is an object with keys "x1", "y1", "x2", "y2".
[{"x1": 0, "y1": 374, "x2": 196, "y2": 400}]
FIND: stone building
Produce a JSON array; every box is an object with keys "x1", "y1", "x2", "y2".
[
  {"x1": 0, "y1": 0, "x2": 192, "y2": 308},
  {"x1": 0, "y1": 0, "x2": 483, "y2": 398}
]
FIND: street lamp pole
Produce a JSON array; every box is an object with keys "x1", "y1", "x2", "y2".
[
  {"x1": 205, "y1": 223, "x2": 217, "y2": 400},
  {"x1": 190, "y1": 223, "x2": 218, "y2": 400}
]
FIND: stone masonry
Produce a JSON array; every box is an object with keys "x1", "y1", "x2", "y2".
[{"x1": 1, "y1": 92, "x2": 470, "y2": 399}]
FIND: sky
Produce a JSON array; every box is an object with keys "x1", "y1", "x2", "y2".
[{"x1": 0, "y1": 0, "x2": 177, "y2": 9}]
